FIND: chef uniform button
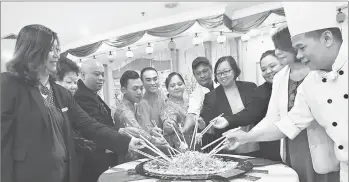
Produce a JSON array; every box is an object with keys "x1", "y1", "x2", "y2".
[
  {"x1": 327, "y1": 99, "x2": 332, "y2": 103},
  {"x1": 322, "y1": 78, "x2": 327, "y2": 82},
  {"x1": 338, "y1": 145, "x2": 344, "y2": 150},
  {"x1": 344, "y1": 94, "x2": 348, "y2": 99},
  {"x1": 339, "y1": 70, "x2": 344, "y2": 75},
  {"x1": 332, "y1": 122, "x2": 337, "y2": 126}
]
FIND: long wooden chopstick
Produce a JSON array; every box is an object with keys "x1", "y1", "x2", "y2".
[
  {"x1": 190, "y1": 121, "x2": 198, "y2": 150},
  {"x1": 170, "y1": 124, "x2": 184, "y2": 144},
  {"x1": 200, "y1": 113, "x2": 224, "y2": 135},
  {"x1": 208, "y1": 144, "x2": 227, "y2": 157},
  {"x1": 139, "y1": 135, "x2": 172, "y2": 162},
  {"x1": 131, "y1": 149, "x2": 169, "y2": 165},
  {"x1": 201, "y1": 135, "x2": 226, "y2": 151},
  {"x1": 208, "y1": 137, "x2": 227, "y2": 156}
]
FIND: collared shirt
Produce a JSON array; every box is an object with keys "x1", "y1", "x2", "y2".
[
  {"x1": 114, "y1": 98, "x2": 142, "y2": 129},
  {"x1": 275, "y1": 41, "x2": 348, "y2": 167},
  {"x1": 187, "y1": 81, "x2": 219, "y2": 115}
]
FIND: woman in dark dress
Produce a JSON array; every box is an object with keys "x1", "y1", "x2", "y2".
[{"x1": 253, "y1": 50, "x2": 284, "y2": 161}]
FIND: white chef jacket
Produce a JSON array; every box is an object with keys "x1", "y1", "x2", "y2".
[
  {"x1": 275, "y1": 40, "x2": 348, "y2": 181},
  {"x1": 187, "y1": 81, "x2": 219, "y2": 115}
]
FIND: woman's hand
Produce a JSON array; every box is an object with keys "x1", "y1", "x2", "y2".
[
  {"x1": 222, "y1": 127, "x2": 248, "y2": 150},
  {"x1": 128, "y1": 137, "x2": 146, "y2": 150},
  {"x1": 212, "y1": 116, "x2": 229, "y2": 129},
  {"x1": 163, "y1": 119, "x2": 179, "y2": 134}
]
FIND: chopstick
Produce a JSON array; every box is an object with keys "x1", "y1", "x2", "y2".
[
  {"x1": 201, "y1": 135, "x2": 226, "y2": 151},
  {"x1": 170, "y1": 124, "x2": 184, "y2": 144},
  {"x1": 208, "y1": 143, "x2": 227, "y2": 157},
  {"x1": 178, "y1": 125, "x2": 188, "y2": 146},
  {"x1": 208, "y1": 137, "x2": 227, "y2": 156},
  {"x1": 139, "y1": 135, "x2": 172, "y2": 162},
  {"x1": 200, "y1": 113, "x2": 224, "y2": 135},
  {"x1": 190, "y1": 121, "x2": 198, "y2": 150},
  {"x1": 131, "y1": 149, "x2": 169, "y2": 165}
]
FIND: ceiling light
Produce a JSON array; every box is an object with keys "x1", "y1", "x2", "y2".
[
  {"x1": 126, "y1": 47, "x2": 134, "y2": 58},
  {"x1": 241, "y1": 34, "x2": 250, "y2": 42},
  {"x1": 217, "y1": 31, "x2": 227, "y2": 44},
  {"x1": 146, "y1": 43, "x2": 153, "y2": 55},
  {"x1": 192, "y1": 33, "x2": 202, "y2": 46}
]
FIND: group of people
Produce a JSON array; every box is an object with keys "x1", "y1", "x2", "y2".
[{"x1": 1, "y1": 2, "x2": 347, "y2": 182}]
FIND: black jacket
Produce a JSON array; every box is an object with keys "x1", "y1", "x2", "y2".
[{"x1": 1, "y1": 72, "x2": 130, "y2": 182}]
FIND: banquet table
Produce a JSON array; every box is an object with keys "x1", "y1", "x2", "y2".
[{"x1": 98, "y1": 155, "x2": 299, "y2": 182}]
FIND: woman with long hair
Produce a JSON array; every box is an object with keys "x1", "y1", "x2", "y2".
[{"x1": 1, "y1": 24, "x2": 144, "y2": 182}]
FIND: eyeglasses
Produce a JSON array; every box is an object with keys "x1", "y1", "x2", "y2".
[{"x1": 215, "y1": 69, "x2": 233, "y2": 78}]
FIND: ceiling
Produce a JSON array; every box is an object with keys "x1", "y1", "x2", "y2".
[{"x1": 1, "y1": 2, "x2": 269, "y2": 66}]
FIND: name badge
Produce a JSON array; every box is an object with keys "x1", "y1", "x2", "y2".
[{"x1": 61, "y1": 107, "x2": 68, "y2": 112}]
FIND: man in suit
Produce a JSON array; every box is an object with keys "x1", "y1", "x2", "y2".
[{"x1": 74, "y1": 60, "x2": 119, "y2": 182}]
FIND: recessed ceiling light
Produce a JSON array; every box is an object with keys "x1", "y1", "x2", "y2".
[{"x1": 165, "y1": 2, "x2": 179, "y2": 8}]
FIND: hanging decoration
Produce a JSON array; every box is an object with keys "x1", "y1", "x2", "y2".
[
  {"x1": 217, "y1": 31, "x2": 227, "y2": 44},
  {"x1": 146, "y1": 42, "x2": 154, "y2": 55},
  {"x1": 192, "y1": 33, "x2": 202, "y2": 46},
  {"x1": 168, "y1": 38, "x2": 176, "y2": 51},
  {"x1": 108, "y1": 51, "x2": 115, "y2": 63},
  {"x1": 126, "y1": 47, "x2": 134, "y2": 58},
  {"x1": 337, "y1": 8, "x2": 347, "y2": 23}
]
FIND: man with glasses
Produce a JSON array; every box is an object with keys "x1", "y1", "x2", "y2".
[{"x1": 182, "y1": 57, "x2": 219, "y2": 133}]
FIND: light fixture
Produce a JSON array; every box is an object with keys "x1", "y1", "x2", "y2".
[
  {"x1": 108, "y1": 51, "x2": 115, "y2": 63},
  {"x1": 192, "y1": 33, "x2": 202, "y2": 46},
  {"x1": 168, "y1": 38, "x2": 176, "y2": 51},
  {"x1": 241, "y1": 34, "x2": 250, "y2": 42},
  {"x1": 269, "y1": 23, "x2": 277, "y2": 35},
  {"x1": 337, "y1": 8, "x2": 346, "y2": 23},
  {"x1": 145, "y1": 42, "x2": 153, "y2": 55},
  {"x1": 93, "y1": 55, "x2": 96, "y2": 59},
  {"x1": 217, "y1": 31, "x2": 227, "y2": 44},
  {"x1": 126, "y1": 47, "x2": 134, "y2": 58},
  {"x1": 77, "y1": 59, "x2": 82, "y2": 67}
]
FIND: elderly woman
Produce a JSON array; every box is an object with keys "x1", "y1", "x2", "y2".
[
  {"x1": 200, "y1": 56, "x2": 261, "y2": 156},
  {"x1": 160, "y1": 72, "x2": 191, "y2": 151},
  {"x1": 56, "y1": 57, "x2": 79, "y2": 95},
  {"x1": 1, "y1": 24, "x2": 144, "y2": 182}
]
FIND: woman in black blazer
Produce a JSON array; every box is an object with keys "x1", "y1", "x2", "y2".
[
  {"x1": 200, "y1": 56, "x2": 263, "y2": 156},
  {"x1": 1, "y1": 24, "x2": 144, "y2": 182},
  {"x1": 253, "y1": 50, "x2": 284, "y2": 161}
]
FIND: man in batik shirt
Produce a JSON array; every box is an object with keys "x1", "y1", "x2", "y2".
[{"x1": 114, "y1": 70, "x2": 166, "y2": 162}]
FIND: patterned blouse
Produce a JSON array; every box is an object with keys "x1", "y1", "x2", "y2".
[{"x1": 160, "y1": 96, "x2": 192, "y2": 150}]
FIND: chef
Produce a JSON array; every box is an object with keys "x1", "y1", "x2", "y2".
[{"x1": 223, "y1": 2, "x2": 348, "y2": 182}]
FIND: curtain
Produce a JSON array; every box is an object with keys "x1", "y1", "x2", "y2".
[
  {"x1": 104, "y1": 31, "x2": 146, "y2": 48},
  {"x1": 224, "y1": 12, "x2": 271, "y2": 33},
  {"x1": 197, "y1": 14, "x2": 223, "y2": 29},
  {"x1": 147, "y1": 20, "x2": 196, "y2": 37},
  {"x1": 63, "y1": 41, "x2": 103, "y2": 57}
]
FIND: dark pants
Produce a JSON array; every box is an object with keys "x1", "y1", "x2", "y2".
[{"x1": 79, "y1": 150, "x2": 118, "y2": 182}]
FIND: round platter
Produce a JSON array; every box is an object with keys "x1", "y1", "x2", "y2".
[{"x1": 135, "y1": 155, "x2": 253, "y2": 180}]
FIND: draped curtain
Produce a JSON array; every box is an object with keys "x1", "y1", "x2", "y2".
[{"x1": 61, "y1": 8, "x2": 285, "y2": 58}]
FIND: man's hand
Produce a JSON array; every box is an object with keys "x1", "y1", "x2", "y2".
[
  {"x1": 222, "y1": 128, "x2": 248, "y2": 150},
  {"x1": 212, "y1": 116, "x2": 229, "y2": 129},
  {"x1": 196, "y1": 116, "x2": 206, "y2": 130},
  {"x1": 129, "y1": 137, "x2": 146, "y2": 150}
]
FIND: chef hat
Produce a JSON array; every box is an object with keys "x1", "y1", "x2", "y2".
[{"x1": 283, "y1": 2, "x2": 340, "y2": 37}]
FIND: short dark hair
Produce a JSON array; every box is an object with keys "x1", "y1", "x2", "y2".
[
  {"x1": 192, "y1": 57, "x2": 212, "y2": 71},
  {"x1": 120, "y1": 70, "x2": 140, "y2": 88},
  {"x1": 214, "y1": 56, "x2": 241, "y2": 83},
  {"x1": 260, "y1": 50, "x2": 276, "y2": 62},
  {"x1": 272, "y1": 25, "x2": 294, "y2": 52},
  {"x1": 165, "y1": 72, "x2": 185, "y2": 89},
  {"x1": 140, "y1": 67, "x2": 158, "y2": 80},
  {"x1": 56, "y1": 57, "x2": 80, "y2": 81},
  {"x1": 304, "y1": 27, "x2": 343, "y2": 42}
]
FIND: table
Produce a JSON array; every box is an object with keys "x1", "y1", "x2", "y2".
[{"x1": 98, "y1": 155, "x2": 299, "y2": 182}]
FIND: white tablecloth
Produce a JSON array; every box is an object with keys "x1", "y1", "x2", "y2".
[{"x1": 99, "y1": 155, "x2": 299, "y2": 182}]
